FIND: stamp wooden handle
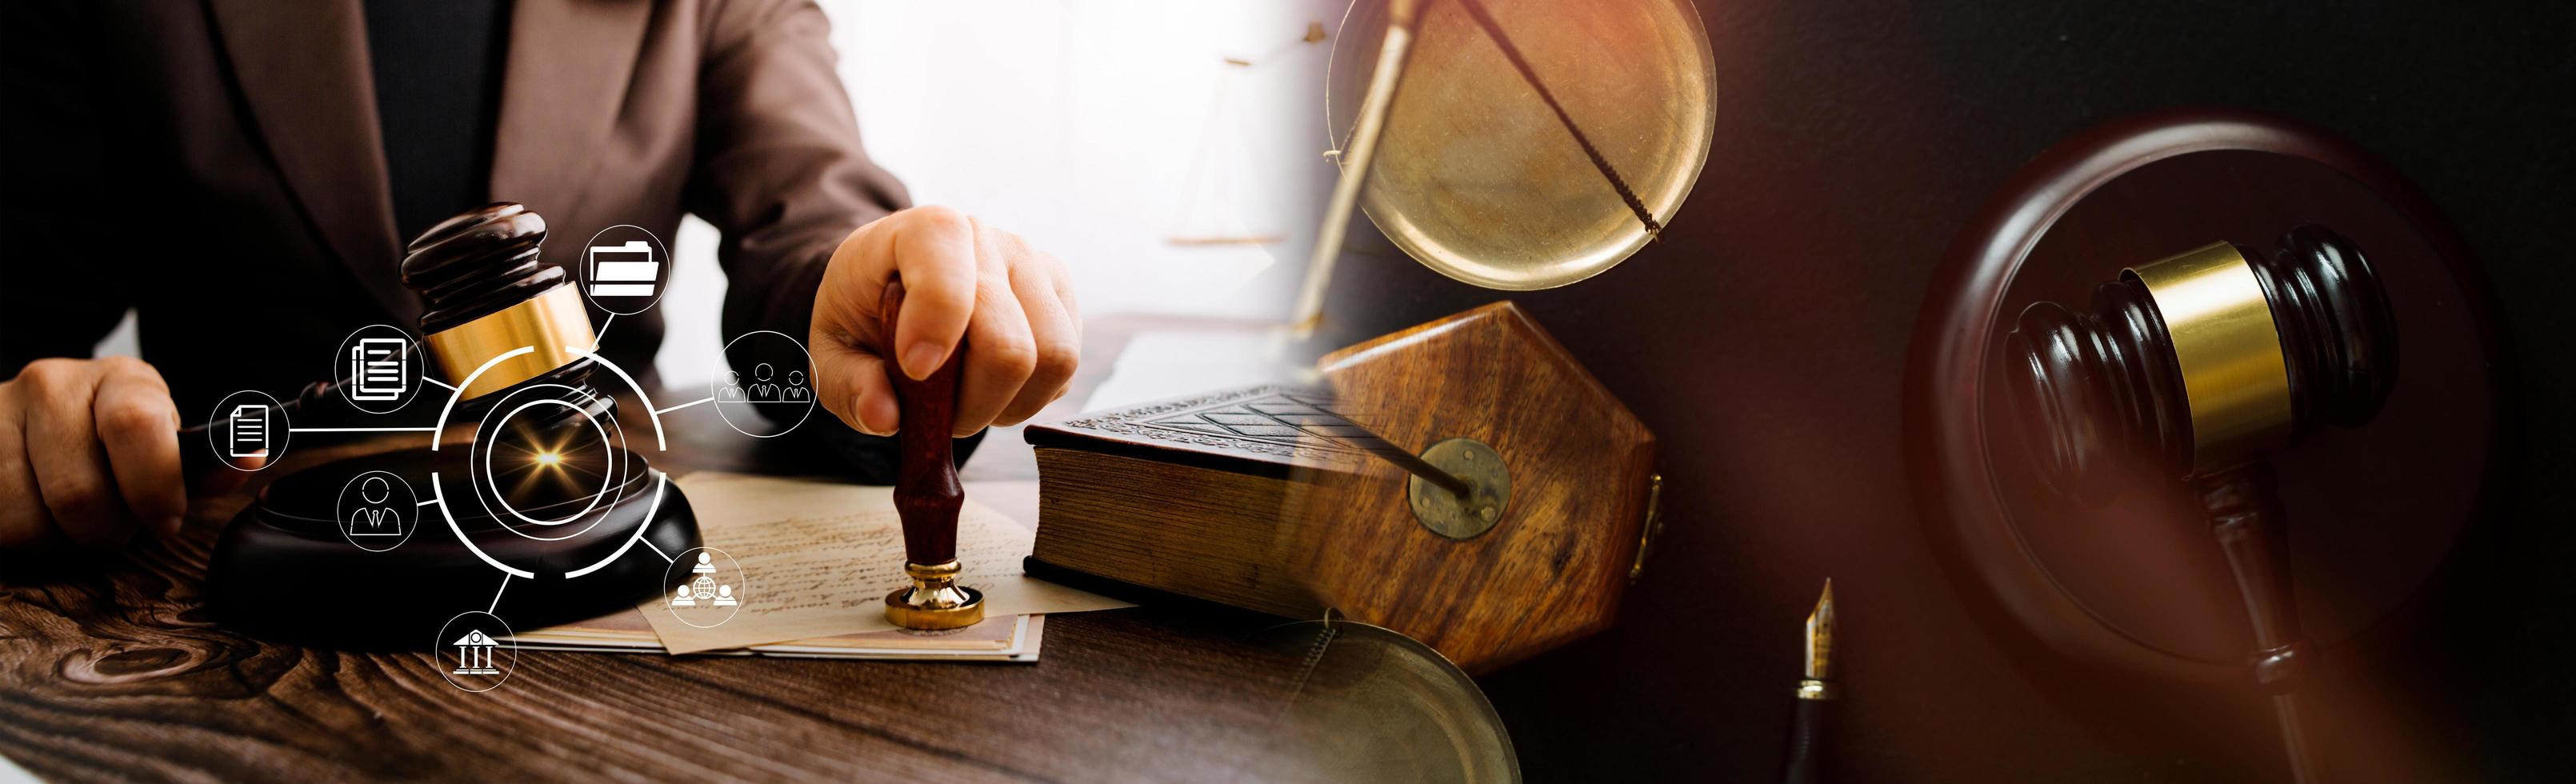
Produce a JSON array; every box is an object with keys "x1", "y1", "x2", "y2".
[{"x1": 881, "y1": 282, "x2": 963, "y2": 566}]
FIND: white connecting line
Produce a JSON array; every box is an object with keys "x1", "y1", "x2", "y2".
[
  {"x1": 288, "y1": 426, "x2": 441, "y2": 433},
  {"x1": 654, "y1": 396, "x2": 714, "y2": 415},
  {"x1": 488, "y1": 572, "x2": 514, "y2": 614}
]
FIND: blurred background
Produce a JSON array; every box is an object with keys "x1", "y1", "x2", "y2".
[{"x1": 96, "y1": 0, "x2": 1346, "y2": 391}]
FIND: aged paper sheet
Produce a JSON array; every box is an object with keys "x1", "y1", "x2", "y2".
[{"x1": 640, "y1": 473, "x2": 1130, "y2": 654}]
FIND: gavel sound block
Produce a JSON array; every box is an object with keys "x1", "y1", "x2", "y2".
[
  {"x1": 206, "y1": 203, "x2": 699, "y2": 648},
  {"x1": 1905, "y1": 110, "x2": 2499, "y2": 774}
]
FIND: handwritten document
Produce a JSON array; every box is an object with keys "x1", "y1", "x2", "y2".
[{"x1": 642, "y1": 472, "x2": 1130, "y2": 654}]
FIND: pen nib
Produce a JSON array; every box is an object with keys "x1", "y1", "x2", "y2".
[{"x1": 1803, "y1": 578, "x2": 1834, "y2": 682}]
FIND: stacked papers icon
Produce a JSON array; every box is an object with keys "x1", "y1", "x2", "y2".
[{"x1": 588, "y1": 240, "x2": 658, "y2": 297}]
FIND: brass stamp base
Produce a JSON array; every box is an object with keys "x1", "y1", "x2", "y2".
[{"x1": 884, "y1": 559, "x2": 986, "y2": 630}]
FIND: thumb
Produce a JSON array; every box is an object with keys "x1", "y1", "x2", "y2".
[{"x1": 810, "y1": 330, "x2": 900, "y2": 438}]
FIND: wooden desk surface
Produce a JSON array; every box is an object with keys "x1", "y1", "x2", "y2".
[{"x1": 0, "y1": 318, "x2": 1354, "y2": 783}]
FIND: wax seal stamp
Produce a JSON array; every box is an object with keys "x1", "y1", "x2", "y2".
[{"x1": 880, "y1": 282, "x2": 984, "y2": 630}]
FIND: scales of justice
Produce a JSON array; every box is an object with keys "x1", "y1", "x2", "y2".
[{"x1": 1250, "y1": 0, "x2": 1712, "y2": 672}]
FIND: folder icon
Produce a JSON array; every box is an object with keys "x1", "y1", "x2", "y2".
[{"x1": 588, "y1": 240, "x2": 658, "y2": 297}]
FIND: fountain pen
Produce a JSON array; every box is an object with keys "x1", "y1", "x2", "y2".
[{"x1": 1782, "y1": 579, "x2": 1835, "y2": 784}]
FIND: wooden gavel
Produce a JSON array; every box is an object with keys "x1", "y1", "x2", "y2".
[
  {"x1": 180, "y1": 202, "x2": 609, "y2": 477},
  {"x1": 2006, "y1": 224, "x2": 2397, "y2": 784},
  {"x1": 879, "y1": 282, "x2": 985, "y2": 630}
]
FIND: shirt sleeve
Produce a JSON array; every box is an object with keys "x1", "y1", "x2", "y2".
[{"x1": 681, "y1": 0, "x2": 982, "y2": 482}]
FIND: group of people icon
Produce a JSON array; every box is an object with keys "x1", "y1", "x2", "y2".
[
  {"x1": 670, "y1": 551, "x2": 741, "y2": 608},
  {"x1": 717, "y1": 363, "x2": 809, "y2": 403}
]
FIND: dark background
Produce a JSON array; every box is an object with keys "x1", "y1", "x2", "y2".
[{"x1": 1298, "y1": 1, "x2": 2575, "y2": 780}]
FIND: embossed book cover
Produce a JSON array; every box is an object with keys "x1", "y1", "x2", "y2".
[{"x1": 1022, "y1": 385, "x2": 1370, "y2": 618}]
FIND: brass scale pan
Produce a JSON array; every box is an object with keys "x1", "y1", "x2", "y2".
[
  {"x1": 1326, "y1": 0, "x2": 1716, "y2": 290},
  {"x1": 1260, "y1": 1, "x2": 1714, "y2": 780}
]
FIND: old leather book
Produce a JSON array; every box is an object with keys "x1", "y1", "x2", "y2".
[{"x1": 1022, "y1": 385, "x2": 1365, "y2": 618}]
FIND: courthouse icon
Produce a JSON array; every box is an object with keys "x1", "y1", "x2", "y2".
[{"x1": 450, "y1": 629, "x2": 502, "y2": 675}]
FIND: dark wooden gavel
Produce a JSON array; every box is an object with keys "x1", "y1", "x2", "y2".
[
  {"x1": 2005, "y1": 224, "x2": 2397, "y2": 784},
  {"x1": 180, "y1": 202, "x2": 607, "y2": 478},
  {"x1": 878, "y1": 282, "x2": 984, "y2": 630}
]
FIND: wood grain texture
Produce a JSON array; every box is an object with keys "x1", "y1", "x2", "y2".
[
  {"x1": 1, "y1": 539, "x2": 1309, "y2": 783},
  {"x1": 1297, "y1": 302, "x2": 1656, "y2": 674},
  {"x1": 0, "y1": 332, "x2": 1343, "y2": 782}
]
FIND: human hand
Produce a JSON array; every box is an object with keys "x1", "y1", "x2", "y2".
[
  {"x1": 0, "y1": 357, "x2": 253, "y2": 552},
  {"x1": 810, "y1": 206, "x2": 1080, "y2": 438}
]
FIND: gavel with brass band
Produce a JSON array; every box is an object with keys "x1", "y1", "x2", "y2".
[
  {"x1": 404, "y1": 202, "x2": 608, "y2": 420},
  {"x1": 202, "y1": 202, "x2": 695, "y2": 646},
  {"x1": 178, "y1": 202, "x2": 606, "y2": 465},
  {"x1": 879, "y1": 282, "x2": 984, "y2": 630},
  {"x1": 2006, "y1": 224, "x2": 2396, "y2": 784}
]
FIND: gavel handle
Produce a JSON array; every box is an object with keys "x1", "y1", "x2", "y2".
[
  {"x1": 2198, "y1": 464, "x2": 2322, "y2": 784},
  {"x1": 174, "y1": 378, "x2": 342, "y2": 479},
  {"x1": 174, "y1": 374, "x2": 410, "y2": 479}
]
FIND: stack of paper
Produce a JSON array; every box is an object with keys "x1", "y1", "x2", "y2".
[{"x1": 509, "y1": 474, "x2": 1129, "y2": 662}]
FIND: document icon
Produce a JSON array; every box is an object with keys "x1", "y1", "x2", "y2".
[
  {"x1": 229, "y1": 404, "x2": 269, "y2": 458},
  {"x1": 350, "y1": 338, "x2": 407, "y2": 401},
  {"x1": 587, "y1": 240, "x2": 659, "y2": 297}
]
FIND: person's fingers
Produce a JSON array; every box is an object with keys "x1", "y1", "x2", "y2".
[
  {"x1": 993, "y1": 243, "x2": 1079, "y2": 428},
  {"x1": 90, "y1": 358, "x2": 185, "y2": 536},
  {"x1": 950, "y1": 227, "x2": 1039, "y2": 437},
  {"x1": 0, "y1": 381, "x2": 50, "y2": 551},
  {"x1": 813, "y1": 218, "x2": 898, "y2": 437},
  {"x1": 814, "y1": 207, "x2": 1080, "y2": 438},
  {"x1": 881, "y1": 206, "x2": 978, "y2": 382},
  {"x1": 885, "y1": 206, "x2": 980, "y2": 381},
  {"x1": 17, "y1": 360, "x2": 137, "y2": 550},
  {"x1": 810, "y1": 334, "x2": 900, "y2": 437}
]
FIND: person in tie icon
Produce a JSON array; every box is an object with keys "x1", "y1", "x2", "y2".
[
  {"x1": 717, "y1": 370, "x2": 745, "y2": 402},
  {"x1": 348, "y1": 474, "x2": 403, "y2": 536},
  {"x1": 784, "y1": 370, "x2": 810, "y2": 402},
  {"x1": 749, "y1": 363, "x2": 780, "y2": 401}
]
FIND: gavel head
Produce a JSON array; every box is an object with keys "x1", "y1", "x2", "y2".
[
  {"x1": 398, "y1": 202, "x2": 610, "y2": 430},
  {"x1": 398, "y1": 204, "x2": 618, "y2": 517},
  {"x1": 2006, "y1": 225, "x2": 2397, "y2": 502}
]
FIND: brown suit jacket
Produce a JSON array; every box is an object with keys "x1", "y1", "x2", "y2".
[{"x1": 1, "y1": 0, "x2": 907, "y2": 429}]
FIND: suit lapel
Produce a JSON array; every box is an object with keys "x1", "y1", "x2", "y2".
[
  {"x1": 490, "y1": 0, "x2": 654, "y2": 225},
  {"x1": 205, "y1": 0, "x2": 411, "y2": 319}
]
